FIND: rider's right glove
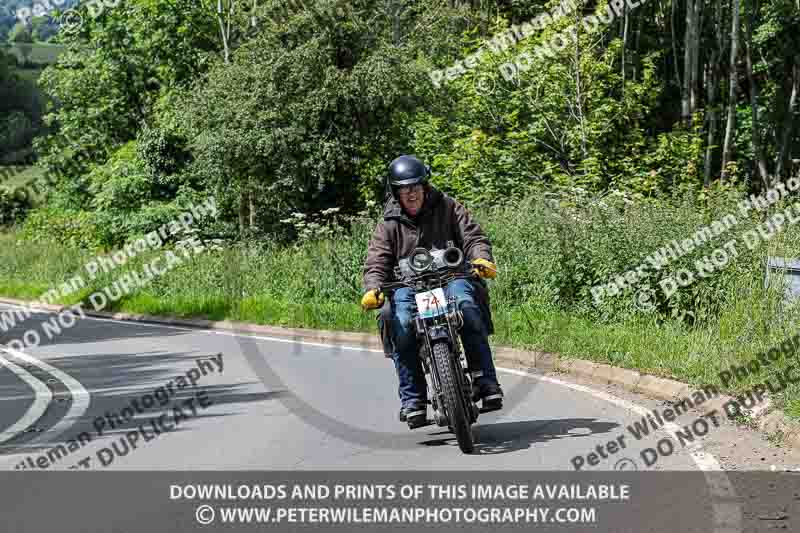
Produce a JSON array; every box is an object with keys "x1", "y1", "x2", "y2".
[{"x1": 361, "y1": 289, "x2": 385, "y2": 311}]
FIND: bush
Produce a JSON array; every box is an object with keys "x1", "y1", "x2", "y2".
[
  {"x1": 91, "y1": 198, "x2": 209, "y2": 249},
  {"x1": 488, "y1": 187, "x2": 795, "y2": 325},
  {"x1": 17, "y1": 207, "x2": 104, "y2": 250},
  {"x1": 233, "y1": 188, "x2": 791, "y2": 328},
  {"x1": 0, "y1": 187, "x2": 32, "y2": 226},
  {"x1": 136, "y1": 125, "x2": 190, "y2": 182}
]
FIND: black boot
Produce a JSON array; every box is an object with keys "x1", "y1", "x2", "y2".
[
  {"x1": 399, "y1": 400, "x2": 427, "y2": 429},
  {"x1": 473, "y1": 381, "x2": 504, "y2": 412}
]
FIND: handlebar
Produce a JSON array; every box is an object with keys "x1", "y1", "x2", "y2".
[{"x1": 379, "y1": 269, "x2": 478, "y2": 295}]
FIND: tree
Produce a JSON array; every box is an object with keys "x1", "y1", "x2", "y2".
[
  {"x1": 30, "y1": 17, "x2": 58, "y2": 42},
  {"x1": 703, "y1": 0, "x2": 725, "y2": 186},
  {"x1": 0, "y1": 48, "x2": 44, "y2": 163},
  {"x1": 202, "y1": 0, "x2": 256, "y2": 233},
  {"x1": 751, "y1": 0, "x2": 800, "y2": 180},
  {"x1": 8, "y1": 22, "x2": 32, "y2": 44},
  {"x1": 745, "y1": 0, "x2": 769, "y2": 187},
  {"x1": 35, "y1": 0, "x2": 220, "y2": 198},
  {"x1": 776, "y1": 56, "x2": 799, "y2": 177},
  {"x1": 182, "y1": 0, "x2": 438, "y2": 235},
  {"x1": 681, "y1": 0, "x2": 702, "y2": 125},
  {"x1": 721, "y1": 0, "x2": 741, "y2": 182}
]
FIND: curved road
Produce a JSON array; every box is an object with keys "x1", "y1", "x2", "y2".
[
  {"x1": 0, "y1": 302, "x2": 709, "y2": 471},
  {"x1": 0, "y1": 302, "x2": 798, "y2": 533}
]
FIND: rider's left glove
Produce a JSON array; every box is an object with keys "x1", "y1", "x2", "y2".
[
  {"x1": 472, "y1": 258, "x2": 498, "y2": 279},
  {"x1": 361, "y1": 289, "x2": 385, "y2": 311}
]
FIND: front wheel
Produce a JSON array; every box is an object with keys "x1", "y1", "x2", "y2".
[{"x1": 432, "y1": 341, "x2": 474, "y2": 454}]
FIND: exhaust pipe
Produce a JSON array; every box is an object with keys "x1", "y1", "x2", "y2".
[{"x1": 443, "y1": 247, "x2": 464, "y2": 268}]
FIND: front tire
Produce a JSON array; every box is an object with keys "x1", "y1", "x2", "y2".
[{"x1": 432, "y1": 341, "x2": 474, "y2": 454}]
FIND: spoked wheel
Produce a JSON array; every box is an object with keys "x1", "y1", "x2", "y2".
[{"x1": 432, "y1": 341, "x2": 474, "y2": 454}]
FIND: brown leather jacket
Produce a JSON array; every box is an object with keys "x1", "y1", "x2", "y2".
[{"x1": 362, "y1": 185, "x2": 494, "y2": 292}]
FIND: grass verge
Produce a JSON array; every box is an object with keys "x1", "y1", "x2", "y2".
[{"x1": 3, "y1": 229, "x2": 800, "y2": 421}]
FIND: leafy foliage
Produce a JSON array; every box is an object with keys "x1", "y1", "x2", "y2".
[
  {"x1": 181, "y1": 0, "x2": 444, "y2": 233},
  {"x1": 0, "y1": 187, "x2": 31, "y2": 226},
  {"x1": 17, "y1": 206, "x2": 103, "y2": 248},
  {"x1": 0, "y1": 49, "x2": 44, "y2": 164},
  {"x1": 34, "y1": 0, "x2": 220, "y2": 186},
  {"x1": 3, "y1": 0, "x2": 800, "y2": 336},
  {"x1": 8, "y1": 22, "x2": 32, "y2": 43}
]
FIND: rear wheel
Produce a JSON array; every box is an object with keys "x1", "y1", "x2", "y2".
[{"x1": 432, "y1": 341, "x2": 474, "y2": 454}]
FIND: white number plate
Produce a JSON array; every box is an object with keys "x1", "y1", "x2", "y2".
[{"x1": 415, "y1": 288, "x2": 447, "y2": 319}]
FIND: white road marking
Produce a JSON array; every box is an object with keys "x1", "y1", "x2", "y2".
[
  {"x1": 0, "y1": 355, "x2": 52, "y2": 444},
  {"x1": 496, "y1": 367, "x2": 723, "y2": 471},
  {"x1": 495, "y1": 370, "x2": 740, "y2": 531},
  {"x1": 0, "y1": 302, "x2": 744, "y2": 530},
  {"x1": 1, "y1": 347, "x2": 90, "y2": 445},
  {"x1": 0, "y1": 302, "x2": 721, "y2": 470},
  {"x1": 0, "y1": 303, "x2": 387, "y2": 352}
]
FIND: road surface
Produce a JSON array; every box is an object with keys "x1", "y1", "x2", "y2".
[
  {"x1": 0, "y1": 301, "x2": 723, "y2": 471},
  {"x1": 1, "y1": 302, "x2": 799, "y2": 532}
]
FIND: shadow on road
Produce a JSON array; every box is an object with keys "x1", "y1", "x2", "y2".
[
  {"x1": 0, "y1": 311, "x2": 189, "y2": 348},
  {"x1": 418, "y1": 418, "x2": 619, "y2": 455},
  {"x1": 0, "y1": 348, "x2": 284, "y2": 460}
]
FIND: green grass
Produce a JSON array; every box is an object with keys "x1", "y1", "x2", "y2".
[
  {"x1": 4, "y1": 192, "x2": 800, "y2": 419},
  {"x1": 7, "y1": 42, "x2": 65, "y2": 65},
  {"x1": 14, "y1": 68, "x2": 43, "y2": 83},
  {"x1": 1, "y1": 229, "x2": 799, "y2": 421},
  {"x1": 0, "y1": 279, "x2": 51, "y2": 301}
]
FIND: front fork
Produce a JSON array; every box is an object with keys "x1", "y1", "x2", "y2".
[{"x1": 416, "y1": 299, "x2": 478, "y2": 426}]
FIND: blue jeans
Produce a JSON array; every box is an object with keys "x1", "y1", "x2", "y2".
[{"x1": 389, "y1": 278, "x2": 498, "y2": 408}]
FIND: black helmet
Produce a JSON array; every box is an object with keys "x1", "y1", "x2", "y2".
[{"x1": 387, "y1": 155, "x2": 431, "y2": 190}]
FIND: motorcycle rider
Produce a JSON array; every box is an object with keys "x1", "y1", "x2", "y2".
[{"x1": 361, "y1": 154, "x2": 503, "y2": 429}]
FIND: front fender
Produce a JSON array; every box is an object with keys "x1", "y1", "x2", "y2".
[{"x1": 427, "y1": 325, "x2": 452, "y2": 344}]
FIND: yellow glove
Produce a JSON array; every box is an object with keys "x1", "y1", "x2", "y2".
[
  {"x1": 472, "y1": 258, "x2": 498, "y2": 279},
  {"x1": 361, "y1": 289, "x2": 385, "y2": 310}
]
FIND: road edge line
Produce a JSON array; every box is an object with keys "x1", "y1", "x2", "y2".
[
  {"x1": 0, "y1": 354, "x2": 52, "y2": 444},
  {"x1": 0, "y1": 295, "x2": 797, "y2": 450}
]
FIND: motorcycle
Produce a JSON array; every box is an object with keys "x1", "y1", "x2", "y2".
[{"x1": 379, "y1": 244, "x2": 482, "y2": 454}]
